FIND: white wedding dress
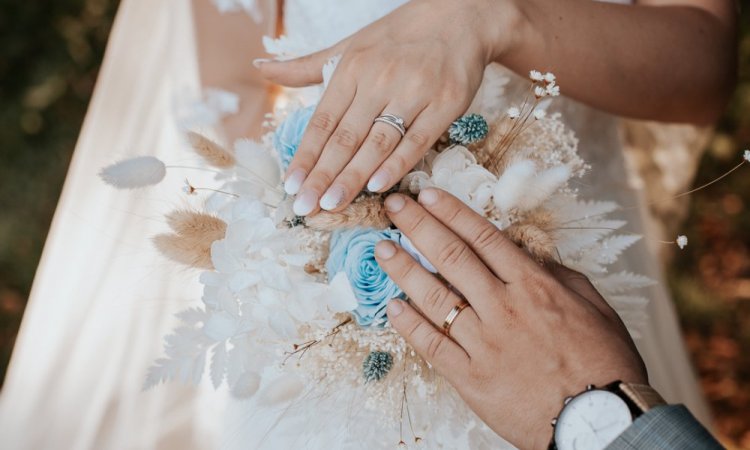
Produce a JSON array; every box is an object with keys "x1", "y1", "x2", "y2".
[{"x1": 0, "y1": 0, "x2": 710, "y2": 449}]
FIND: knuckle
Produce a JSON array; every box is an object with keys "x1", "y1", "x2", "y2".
[
  {"x1": 472, "y1": 224, "x2": 502, "y2": 252},
  {"x1": 332, "y1": 125, "x2": 360, "y2": 149},
  {"x1": 306, "y1": 170, "x2": 335, "y2": 191},
  {"x1": 310, "y1": 111, "x2": 337, "y2": 133},
  {"x1": 405, "y1": 212, "x2": 429, "y2": 234},
  {"x1": 407, "y1": 129, "x2": 430, "y2": 148},
  {"x1": 425, "y1": 331, "x2": 449, "y2": 360},
  {"x1": 438, "y1": 240, "x2": 471, "y2": 267},
  {"x1": 422, "y1": 283, "x2": 450, "y2": 312},
  {"x1": 368, "y1": 130, "x2": 395, "y2": 155}
]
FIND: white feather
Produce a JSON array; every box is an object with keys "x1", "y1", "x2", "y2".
[{"x1": 99, "y1": 156, "x2": 166, "y2": 189}]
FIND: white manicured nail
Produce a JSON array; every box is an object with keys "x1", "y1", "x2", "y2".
[
  {"x1": 252, "y1": 58, "x2": 271, "y2": 68},
  {"x1": 367, "y1": 169, "x2": 390, "y2": 192},
  {"x1": 320, "y1": 185, "x2": 345, "y2": 211},
  {"x1": 293, "y1": 190, "x2": 318, "y2": 216},
  {"x1": 284, "y1": 169, "x2": 306, "y2": 195}
]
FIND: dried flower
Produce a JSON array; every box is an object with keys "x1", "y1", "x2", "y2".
[
  {"x1": 507, "y1": 106, "x2": 521, "y2": 119},
  {"x1": 153, "y1": 210, "x2": 227, "y2": 269},
  {"x1": 676, "y1": 235, "x2": 688, "y2": 250},
  {"x1": 534, "y1": 85, "x2": 547, "y2": 98},
  {"x1": 362, "y1": 351, "x2": 393, "y2": 382},
  {"x1": 448, "y1": 113, "x2": 489, "y2": 145},
  {"x1": 182, "y1": 179, "x2": 197, "y2": 195},
  {"x1": 99, "y1": 156, "x2": 166, "y2": 189},
  {"x1": 529, "y1": 70, "x2": 544, "y2": 81},
  {"x1": 744, "y1": 149, "x2": 750, "y2": 163},
  {"x1": 533, "y1": 109, "x2": 547, "y2": 120}
]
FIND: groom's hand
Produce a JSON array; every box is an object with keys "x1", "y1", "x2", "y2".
[{"x1": 374, "y1": 188, "x2": 648, "y2": 450}]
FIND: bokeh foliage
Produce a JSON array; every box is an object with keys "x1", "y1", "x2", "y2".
[
  {"x1": 0, "y1": 0, "x2": 748, "y2": 447},
  {"x1": 0, "y1": 0, "x2": 119, "y2": 384}
]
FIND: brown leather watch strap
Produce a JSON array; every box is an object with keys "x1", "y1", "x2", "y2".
[{"x1": 619, "y1": 382, "x2": 666, "y2": 413}]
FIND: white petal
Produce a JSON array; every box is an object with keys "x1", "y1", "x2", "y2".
[{"x1": 327, "y1": 272, "x2": 358, "y2": 312}]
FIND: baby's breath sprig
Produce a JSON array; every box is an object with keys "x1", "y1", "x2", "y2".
[{"x1": 283, "y1": 318, "x2": 353, "y2": 364}]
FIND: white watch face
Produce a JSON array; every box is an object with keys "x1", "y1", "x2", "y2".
[{"x1": 555, "y1": 390, "x2": 633, "y2": 450}]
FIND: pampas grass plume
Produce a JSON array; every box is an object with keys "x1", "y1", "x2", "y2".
[
  {"x1": 187, "y1": 131, "x2": 235, "y2": 168},
  {"x1": 99, "y1": 156, "x2": 166, "y2": 189},
  {"x1": 153, "y1": 210, "x2": 227, "y2": 269}
]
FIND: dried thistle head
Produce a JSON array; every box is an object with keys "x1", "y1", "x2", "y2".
[
  {"x1": 504, "y1": 223, "x2": 557, "y2": 263},
  {"x1": 153, "y1": 210, "x2": 227, "y2": 269},
  {"x1": 187, "y1": 131, "x2": 235, "y2": 168},
  {"x1": 305, "y1": 195, "x2": 391, "y2": 231}
]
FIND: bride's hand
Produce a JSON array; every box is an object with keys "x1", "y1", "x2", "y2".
[
  {"x1": 374, "y1": 189, "x2": 648, "y2": 450},
  {"x1": 256, "y1": 0, "x2": 518, "y2": 216}
]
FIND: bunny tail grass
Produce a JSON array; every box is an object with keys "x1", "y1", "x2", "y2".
[
  {"x1": 153, "y1": 210, "x2": 227, "y2": 269},
  {"x1": 305, "y1": 196, "x2": 391, "y2": 231},
  {"x1": 99, "y1": 156, "x2": 167, "y2": 189},
  {"x1": 187, "y1": 131, "x2": 235, "y2": 168}
]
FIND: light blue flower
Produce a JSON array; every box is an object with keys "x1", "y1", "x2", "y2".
[
  {"x1": 273, "y1": 105, "x2": 315, "y2": 170},
  {"x1": 326, "y1": 228, "x2": 404, "y2": 327}
]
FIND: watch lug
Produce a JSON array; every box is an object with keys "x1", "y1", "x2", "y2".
[
  {"x1": 563, "y1": 396, "x2": 573, "y2": 405},
  {"x1": 586, "y1": 384, "x2": 595, "y2": 391},
  {"x1": 550, "y1": 418, "x2": 558, "y2": 427}
]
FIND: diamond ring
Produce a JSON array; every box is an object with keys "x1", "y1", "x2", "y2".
[{"x1": 373, "y1": 114, "x2": 406, "y2": 137}]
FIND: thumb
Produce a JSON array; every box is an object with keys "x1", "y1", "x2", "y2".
[{"x1": 255, "y1": 41, "x2": 346, "y2": 87}]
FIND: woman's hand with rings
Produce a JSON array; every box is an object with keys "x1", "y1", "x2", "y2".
[
  {"x1": 374, "y1": 188, "x2": 648, "y2": 450},
  {"x1": 256, "y1": 0, "x2": 518, "y2": 216}
]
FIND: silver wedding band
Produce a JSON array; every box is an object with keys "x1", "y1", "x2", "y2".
[{"x1": 373, "y1": 114, "x2": 406, "y2": 137}]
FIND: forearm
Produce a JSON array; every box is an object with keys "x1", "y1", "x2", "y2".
[
  {"x1": 192, "y1": 0, "x2": 276, "y2": 140},
  {"x1": 491, "y1": 0, "x2": 737, "y2": 125}
]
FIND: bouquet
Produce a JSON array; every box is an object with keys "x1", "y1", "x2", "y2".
[{"x1": 100, "y1": 62, "x2": 660, "y2": 447}]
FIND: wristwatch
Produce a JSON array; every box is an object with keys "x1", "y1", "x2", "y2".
[{"x1": 549, "y1": 380, "x2": 666, "y2": 450}]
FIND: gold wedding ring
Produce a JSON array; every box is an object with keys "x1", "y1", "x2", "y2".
[{"x1": 442, "y1": 300, "x2": 470, "y2": 337}]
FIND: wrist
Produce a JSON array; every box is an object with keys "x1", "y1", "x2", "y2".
[{"x1": 477, "y1": 0, "x2": 538, "y2": 65}]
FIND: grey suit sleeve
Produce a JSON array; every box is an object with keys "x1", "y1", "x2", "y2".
[{"x1": 606, "y1": 405, "x2": 723, "y2": 450}]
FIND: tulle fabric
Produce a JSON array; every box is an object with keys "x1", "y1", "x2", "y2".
[{"x1": 0, "y1": 0, "x2": 710, "y2": 449}]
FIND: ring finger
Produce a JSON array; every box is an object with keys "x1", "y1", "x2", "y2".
[
  {"x1": 321, "y1": 103, "x2": 424, "y2": 211},
  {"x1": 292, "y1": 95, "x2": 387, "y2": 216},
  {"x1": 375, "y1": 240, "x2": 482, "y2": 352}
]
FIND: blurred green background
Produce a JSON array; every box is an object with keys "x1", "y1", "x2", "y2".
[{"x1": 0, "y1": 0, "x2": 748, "y2": 448}]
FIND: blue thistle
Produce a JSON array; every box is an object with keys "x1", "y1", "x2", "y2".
[
  {"x1": 448, "y1": 113, "x2": 489, "y2": 145},
  {"x1": 362, "y1": 351, "x2": 393, "y2": 383}
]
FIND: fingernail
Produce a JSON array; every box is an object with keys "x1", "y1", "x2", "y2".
[
  {"x1": 384, "y1": 194, "x2": 406, "y2": 213},
  {"x1": 320, "y1": 185, "x2": 345, "y2": 211},
  {"x1": 388, "y1": 298, "x2": 404, "y2": 317},
  {"x1": 418, "y1": 189, "x2": 439, "y2": 206},
  {"x1": 375, "y1": 240, "x2": 397, "y2": 260},
  {"x1": 293, "y1": 190, "x2": 318, "y2": 216},
  {"x1": 367, "y1": 169, "x2": 391, "y2": 192},
  {"x1": 284, "y1": 169, "x2": 306, "y2": 195},
  {"x1": 252, "y1": 58, "x2": 271, "y2": 68}
]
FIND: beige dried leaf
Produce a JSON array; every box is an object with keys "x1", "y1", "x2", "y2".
[{"x1": 187, "y1": 131, "x2": 235, "y2": 168}]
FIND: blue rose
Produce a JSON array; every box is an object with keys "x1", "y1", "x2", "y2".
[
  {"x1": 273, "y1": 105, "x2": 315, "y2": 170},
  {"x1": 326, "y1": 228, "x2": 405, "y2": 327}
]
